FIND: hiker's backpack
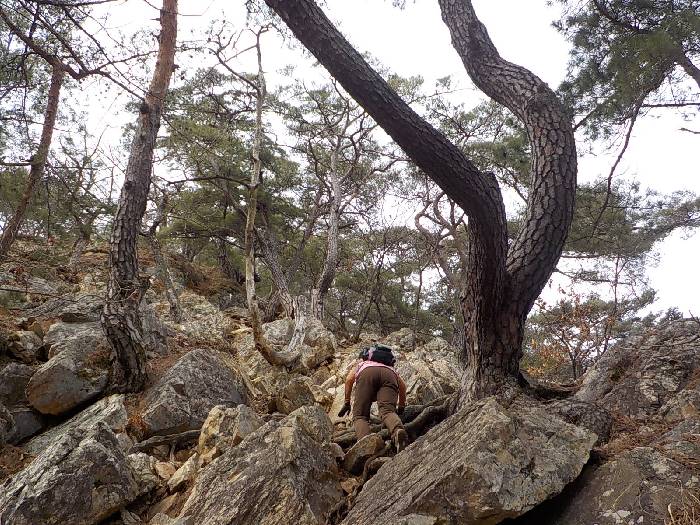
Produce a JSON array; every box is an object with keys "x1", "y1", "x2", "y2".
[{"x1": 359, "y1": 343, "x2": 396, "y2": 367}]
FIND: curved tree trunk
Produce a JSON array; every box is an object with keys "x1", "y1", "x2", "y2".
[
  {"x1": 310, "y1": 145, "x2": 341, "y2": 320},
  {"x1": 0, "y1": 64, "x2": 64, "y2": 261},
  {"x1": 101, "y1": 0, "x2": 178, "y2": 393},
  {"x1": 67, "y1": 226, "x2": 91, "y2": 273},
  {"x1": 265, "y1": 0, "x2": 577, "y2": 403},
  {"x1": 243, "y1": 30, "x2": 299, "y2": 369}
]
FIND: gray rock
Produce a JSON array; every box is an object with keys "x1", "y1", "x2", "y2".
[
  {"x1": 24, "y1": 292, "x2": 103, "y2": 323},
  {"x1": 7, "y1": 406, "x2": 44, "y2": 444},
  {"x1": 167, "y1": 453, "x2": 200, "y2": 492},
  {"x1": 300, "y1": 318, "x2": 337, "y2": 369},
  {"x1": 343, "y1": 396, "x2": 597, "y2": 525},
  {"x1": 0, "y1": 423, "x2": 147, "y2": 525},
  {"x1": 545, "y1": 447, "x2": 698, "y2": 525},
  {"x1": 7, "y1": 331, "x2": 44, "y2": 363},
  {"x1": 547, "y1": 398, "x2": 613, "y2": 446},
  {"x1": 0, "y1": 362, "x2": 34, "y2": 408},
  {"x1": 178, "y1": 405, "x2": 342, "y2": 524},
  {"x1": 275, "y1": 377, "x2": 316, "y2": 414},
  {"x1": 576, "y1": 320, "x2": 700, "y2": 417},
  {"x1": 150, "y1": 514, "x2": 194, "y2": 525},
  {"x1": 141, "y1": 348, "x2": 248, "y2": 437},
  {"x1": 343, "y1": 433, "x2": 385, "y2": 475},
  {"x1": 26, "y1": 324, "x2": 111, "y2": 415},
  {"x1": 43, "y1": 321, "x2": 103, "y2": 358},
  {"x1": 198, "y1": 404, "x2": 262, "y2": 465},
  {"x1": 0, "y1": 403, "x2": 15, "y2": 445},
  {"x1": 141, "y1": 303, "x2": 169, "y2": 355},
  {"x1": 24, "y1": 394, "x2": 128, "y2": 455}
]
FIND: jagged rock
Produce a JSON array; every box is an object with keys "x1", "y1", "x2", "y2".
[
  {"x1": 128, "y1": 452, "x2": 162, "y2": 491},
  {"x1": 343, "y1": 433, "x2": 385, "y2": 475},
  {"x1": 0, "y1": 403, "x2": 15, "y2": 445},
  {"x1": 141, "y1": 348, "x2": 248, "y2": 438},
  {"x1": 275, "y1": 377, "x2": 316, "y2": 414},
  {"x1": 24, "y1": 292, "x2": 103, "y2": 322},
  {"x1": 0, "y1": 423, "x2": 150, "y2": 525},
  {"x1": 7, "y1": 331, "x2": 44, "y2": 363},
  {"x1": 155, "y1": 461, "x2": 177, "y2": 481},
  {"x1": 660, "y1": 388, "x2": 700, "y2": 422},
  {"x1": 26, "y1": 323, "x2": 111, "y2": 415},
  {"x1": 178, "y1": 405, "x2": 342, "y2": 524},
  {"x1": 576, "y1": 320, "x2": 700, "y2": 417},
  {"x1": 0, "y1": 362, "x2": 34, "y2": 407},
  {"x1": 547, "y1": 399, "x2": 613, "y2": 446},
  {"x1": 163, "y1": 290, "x2": 233, "y2": 341},
  {"x1": 150, "y1": 514, "x2": 194, "y2": 525},
  {"x1": 300, "y1": 318, "x2": 337, "y2": 369},
  {"x1": 545, "y1": 447, "x2": 699, "y2": 525},
  {"x1": 168, "y1": 453, "x2": 200, "y2": 492},
  {"x1": 24, "y1": 394, "x2": 128, "y2": 455},
  {"x1": 383, "y1": 327, "x2": 416, "y2": 350},
  {"x1": 0, "y1": 362, "x2": 44, "y2": 443},
  {"x1": 343, "y1": 397, "x2": 597, "y2": 525},
  {"x1": 198, "y1": 404, "x2": 262, "y2": 465}
]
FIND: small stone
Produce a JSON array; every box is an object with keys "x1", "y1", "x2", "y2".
[
  {"x1": 155, "y1": 461, "x2": 177, "y2": 481},
  {"x1": 341, "y1": 478, "x2": 360, "y2": 494},
  {"x1": 343, "y1": 433, "x2": 385, "y2": 475},
  {"x1": 168, "y1": 453, "x2": 200, "y2": 492},
  {"x1": 330, "y1": 442, "x2": 345, "y2": 460}
]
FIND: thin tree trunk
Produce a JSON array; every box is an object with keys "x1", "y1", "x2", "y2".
[
  {"x1": 244, "y1": 30, "x2": 299, "y2": 369},
  {"x1": 149, "y1": 234, "x2": 182, "y2": 322},
  {"x1": 67, "y1": 227, "x2": 91, "y2": 273},
  {"x1": 100, "y1": 0, "x2": 178, "y2": 393},
  {"x1": 411, "y1": 267, "x2": 424, "y2": 350},
  {"x1": 311, "y1": 144, "x2": 341, "y2": 319},
  {"x1": 0, "y1": 64, "x2": 64, "y2": 261}
]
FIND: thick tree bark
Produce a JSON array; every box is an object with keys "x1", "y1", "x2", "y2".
[
  {"x1": 100, "y1": 0, "x2": 178, "y2": 393},
  {"x1": 0, "y1": 64, "x2": 64, "y2": 261},
  {"x1": 266, "y1": 0, "x2": 577, "y2": 402}
]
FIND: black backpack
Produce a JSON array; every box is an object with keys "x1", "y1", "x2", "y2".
[{"x1": 359, "y1": 343, "x2": 396, "y2": 367}]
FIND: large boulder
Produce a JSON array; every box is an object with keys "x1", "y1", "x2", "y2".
[
  {"x1": 576, "y1": 320, "x2": 700, "y2": 417},
  {"x1": 275, "y1": 377, "x2": 316, "y2": 414},
  {"x1": 178, "y1": 405, "x2": 342, "y2": 524},
  {"x1": 24, "y1": 394, "x2": 128, "y2": 455},
  {"x1": 542, "y1": 447, "x2": 699, "y2": 525},
  {"x1": 0, "y1": 363, "x2": 44, "y2": 443},
  {"x1": 140, "y1": 348, "x2": 248, "y2": 437},
  {"x1": 343, "y1": 396, "x2": 597, "y2": 525},
  {"x1": 0, "y1": 422, "x2": 153, "y2": 525},
  {"x1": 26, "y1": 322, "x2": 111, "y2": 415}
]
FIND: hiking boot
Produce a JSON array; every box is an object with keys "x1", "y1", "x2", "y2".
[{"x1": 392, "y1": 428, "x2": 409, "y2": 453}]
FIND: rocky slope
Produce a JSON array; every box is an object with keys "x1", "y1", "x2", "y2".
[{"x1": 0, "y1": 258, "x2": 698, "y2": 525}]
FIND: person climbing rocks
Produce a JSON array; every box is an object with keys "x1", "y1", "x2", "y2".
[{"x1": 338, "y1": 343, "x2": 410, "y2": 452}]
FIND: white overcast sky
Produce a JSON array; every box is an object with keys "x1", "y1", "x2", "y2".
[{"x1": 93, "y1": 0, "x2": 699, "y2": 314}]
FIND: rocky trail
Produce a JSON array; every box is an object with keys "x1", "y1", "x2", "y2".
[{"x1": 0, "y1": 254, "x2": 698, "y2": 524}]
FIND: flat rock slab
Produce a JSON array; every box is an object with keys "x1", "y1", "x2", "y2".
[
  {"x1": 141, "y1": 348, "x2": 248, "y2": 438},
  {"x1": 343, "y1": 396, "x2": 596, "y2": 525}
]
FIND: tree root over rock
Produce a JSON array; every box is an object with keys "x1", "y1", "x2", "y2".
[{"x1": 332, "y1": 395, "x2": 454, "y2": 449}]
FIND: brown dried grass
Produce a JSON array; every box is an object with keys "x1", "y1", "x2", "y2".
[{"x1": 666, "y1": 488, "x2": 700, "y2": 525}]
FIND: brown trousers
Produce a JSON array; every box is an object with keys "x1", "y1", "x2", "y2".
[{"x1": 352, "y1": 366, "x2": 404, "y2": 439}]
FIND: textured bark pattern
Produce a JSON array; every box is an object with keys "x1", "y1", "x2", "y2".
[
  {"x1": 101, "y1": 0, "x2": 177, "y2": 392},
  {"x1": 266, "y1": 0, "x2": 577, "y2": 402},
  {"x1": 149, "y1": 235, "x2": 182, "y2": 322},
  {"x1": 0, "y1": 65, "x2": 64, "y2": 260},
  {"x1": 439, "y1": 0, "x2": 577, "y2": 317}
]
